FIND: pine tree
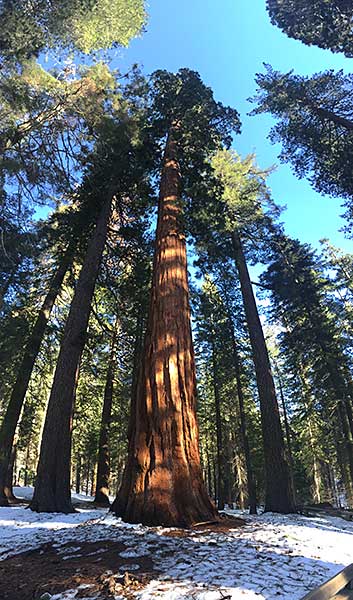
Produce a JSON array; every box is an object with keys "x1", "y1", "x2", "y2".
[
  {"x1": 267, "y1": 0, "x2": 353, "y2": 56},
  {"x1": 251, "y1": 66, "x2": 353, "y2": 228},
  {"x1": 262, "y1": 235, "x2": 353, "y2": 505}
]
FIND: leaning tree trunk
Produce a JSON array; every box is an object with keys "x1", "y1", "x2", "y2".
[
  {"x1": 111, "y1": 130, "x2": 217, "y2": 527},
  {"x1": 0, "y1": 242, "x2": 75, "y2": 506},
  {"x1": 231, "y1": 231, "x2": 295, "y2": 513},
  {"x1": 30, "y1": 196, "x2": 112, "y2": 513},
  {"x1": 94, "y1": 323, "x2": 119, "y2": 506},
  {"x1": 229, "y1": 322, "x2": 257, "y2": 514}
]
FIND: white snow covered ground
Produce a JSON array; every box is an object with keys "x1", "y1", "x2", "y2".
[{"x1": 1, "y1": 487, "x2": 353, "y2": 599}]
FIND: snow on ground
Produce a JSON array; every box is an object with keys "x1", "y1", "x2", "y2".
[{"x1": 1, "y1": 488, "x2": 353, "y2": 599}]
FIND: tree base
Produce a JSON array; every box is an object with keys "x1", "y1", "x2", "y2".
[
  {"x1": 0, "y1": 493, "x2": 9, "y2": 507},
  {"x1": 29, "y1": 489, "x2": 75, "y2": 513},
  {"x1": 111, "y1": 486, "x2": 218, "y2": 529},
  {"x1": 264, "y1": 501, "x2": 296, "y2": 514},
  {"x1": 94, "y1": 490, "x2": 110, "y2": 507}
]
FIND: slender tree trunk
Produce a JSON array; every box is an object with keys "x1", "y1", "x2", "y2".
[
  {"x1": 111, "y1": 130, "x2": 216, "y2": 527},
  {"x1": 298, "y1": 370, "x2": 323, "y2": 504},
  {"x1": 234, "y1": 450, "x2": 246, "y2": 510},
  {"x1": 30, "y1": 196, "x2": 112, "y2": 513},
  {"x1": 231, "y1": 230, "x2": 295, "y2": 513},
  {"x1": 94, "y1": 323, "x2": 119, "y2": 506},
  {"x1": 85, "y1": 457, "x2": 91, "y2": 496},
  {"x1": 274, "y1": 364, "x2": 297, "y2": 504},
  {"x1": 127, "y1": 304, "x2": 145, "y2": 442},
  {"x1": 336, "y1": 401, "x2": 353, "y2": 493},
  {"x1": 4, "y1": 444, "x2": 16, "y2": 501},
  {"x1": 229, "y1": 323, "x2": 257, "y2": 514},
  {"x1": 24, "y1": 443, "x2": 30, "y2": 487},
  {"x1": 211, "y1": 338, "x2": 225, "y2": 510},
  {"x1": 0, "y1": 243, "x2": 75, "y2": 506},
  {"x1": 75, "y1": 455, "x2": 81, "y2": 495},
  {"x1": 206, "y1": 445, "x2": 213, "y2": 498},
  {"x1": 90, "y1": 464, "x2": 96, "y2": 497}
]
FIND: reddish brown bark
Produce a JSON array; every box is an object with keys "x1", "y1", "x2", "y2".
[
  {"x1": 231, "y1": 231, "x2": 295, "y2": 513},
  {"x1": 30, "y1": 196, "x2": 112, "y2": 513},
  {"x1": 111, "y1": 130, "x2": 216, "y2": 527}
]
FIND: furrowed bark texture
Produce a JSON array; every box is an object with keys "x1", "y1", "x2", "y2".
[
  {"x1": 112, "y1": 132, "x2": 216, "y2": 527},
  {"x1": 0, "y1": 243, "x2": 75, "y2": 506},
  {"x1": 231, "y1": 231, "x2": 295, "y2": 513},
  {"x1": 30, "y1": 197, "x2": 112, "y2": 513},
  {"x1": 94, "y1": 324, "x2": 118, "y2": 506}
]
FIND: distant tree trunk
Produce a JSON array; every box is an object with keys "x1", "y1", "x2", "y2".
[
  {"x1": 111, "y1": 129, "x2": 216, "y2": 527},
  {"x1": 211, "y1": 337, "x2": 225, "y2": 511},
  {"x1": 94, "y1": 323, "x2": 119, "y2": 506},
  {"x1": 75, "y1": 455, "x2": 81, "y2": 494},
  {"x1": 4, "y1": 445, "x2": 16, "y2": 502},
  {"x1": 274, "y1": 364, "x2": 297, "y2": 504},
  {"x1": 336, "y1": 401, "x2": 353, "y2": 495},
  {"x1": 234, "y1": 450, "x2": 246, "y2": 510},
  {"x1": 24, "y1": 443, "x2": 30, "y2": 487},
  {"x1": 231, "y1": 230, "x2": 295, "y2": 513},
  {"x1": 90, "y1": 464, "x2": 96, "y2": 497},
  {"x1": 229, "y1": 322, "x2": 257, "y2": 514},
  {"x1": 85, "y1": 457, "x2": 91, "y2": 496},
  {"x1": 0, "y1": 242, "x2": 75, "y2": 506},
  {"x1": 127, "y1": 305, "x2": 145, "y2": 442},
  {"x1": 30, "y1": 196, "x2": 112, "y2": 513},
  {"x1": 206, "y1": 445, "x2": 213, "y2": 498}
]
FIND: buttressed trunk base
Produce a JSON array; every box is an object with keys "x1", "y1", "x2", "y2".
[{"x1": 112, "y1": 131, "x2": 216, "y2": 527}]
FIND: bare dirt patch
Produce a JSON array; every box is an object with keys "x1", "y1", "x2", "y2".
[
  {"x1": 0, "y1": 539, "x2": 156, "y2": 600},
  {"x1": 160, "y1": 514, "x2": 246, "y2": 538}
]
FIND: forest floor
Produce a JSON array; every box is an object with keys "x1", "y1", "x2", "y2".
[{"x1": 0, "y1": 488, "x2": 353, "y2": 600}]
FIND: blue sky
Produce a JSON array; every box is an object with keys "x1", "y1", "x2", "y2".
[{"x1": 116, "y1": 0, "x2": 353, "y2": 255}]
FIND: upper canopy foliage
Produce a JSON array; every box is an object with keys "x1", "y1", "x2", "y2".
[
  {"x1": 266, "y1": 0, "x2": 353, "y2": 56},
  {"x1": 0, "y1": 0, "x2": 146, "y2": 60},
  {"x1": 147, "y1": 68, "x2": 241, "y2": 195},
  {"x1": 251, "y1": 65, "x2": 353, "y2": 226}
]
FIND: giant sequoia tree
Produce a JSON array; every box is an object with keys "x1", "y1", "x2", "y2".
[
  {"x1": 267, "y1": 0, "x2": 353, "y2": 56},
  {"x1": 111, "y1": 69, "x2": 239, "y2": 527}
]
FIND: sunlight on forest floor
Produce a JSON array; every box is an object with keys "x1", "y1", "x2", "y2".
[{"x1": 0, "y1": 488, "x2": 352, "y2": 599}]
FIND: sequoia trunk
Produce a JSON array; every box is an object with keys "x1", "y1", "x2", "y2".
[
  {"x1": 30, "y1": 196, "x2": 112, "y2": 513},
  {"x1": 231, "y1": 230, "x2": 295, "y2": 513},
  {"x1": 111, "y1": 130, "x2": 216, "y2": 527},
  {"x1": 0, "y1": 243, "x2": 75, "y2": 506},
  {"x1": 94, "y1": 323, "x2": 119, "y2": 506}
]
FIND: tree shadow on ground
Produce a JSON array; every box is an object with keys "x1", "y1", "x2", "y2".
[{"x1": 0, "y1": 508, "x2": 348, "y2": 600}]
